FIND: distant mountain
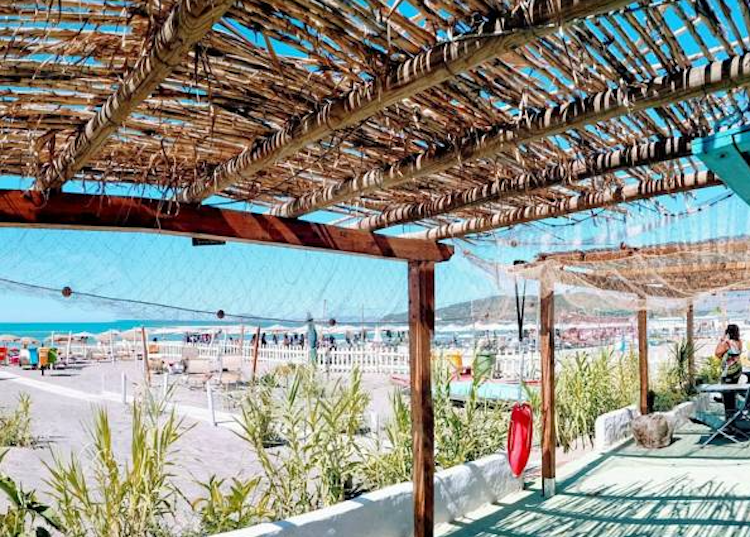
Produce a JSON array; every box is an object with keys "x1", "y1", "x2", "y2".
[
  {"x1": 382, "y1": 292, "x2": 632, "y2": 324},
  {"x1": 382, "y1": 288, "x2": 750, "y2": 325}
]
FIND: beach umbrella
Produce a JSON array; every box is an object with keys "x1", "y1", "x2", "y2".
[
  {"x1": 120, "y1": 329, "x2": 144, "y2": 341},
  {"x1": 96, "y1": 330, "x2": 120, "y2": 342},
  {"x1": 0, "y1": 334, "x2": 19, "y2": 342},
  {"x1": 20, "y1": 337, "x2": 39, "y2": 346},
  {"x1": 73, "y1": 331, "x2": 96, "y2": 340}
]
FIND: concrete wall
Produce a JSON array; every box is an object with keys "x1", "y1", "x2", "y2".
[
  {"x1": 594, "y1": 394, "x2": 710, "y2": 451},
  {"x1": 213, "y1": 453, "x2": 523, "y2": 537}
]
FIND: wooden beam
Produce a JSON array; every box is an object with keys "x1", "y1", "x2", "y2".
[
  {"x1": 357, "y1": 136, "x2": 694, "y2": 231},
  {"x1": 35, "y1": 0, "x2": 234, "y2": 191},
  {"x1": 687, "y1": 301, "x2": 695, "y2": 387},
  {"x1": 408, "y1": 260, "x2": 435, "y2": 537},
  {"x1": 409, "y1": 171, "x2": 722, "y2": 240},
  {"x1": 181, "y1": 0, "x2": 631, "y2": 202},
  {"x1": 537, "y1": 235, "x2": 750, "y2": 264},
  {"x1": 540, "y1": 274, "x2": 556, "y2": 498},
  {"x1": 272, "y1": 53, "x2": 750, "y2": 219},
  {"x1": 638, "y1": 308, "x2": 649, "y2": 415},
  {"x1": 0, "y1": 191, "x2": 453, "y2": 263}
]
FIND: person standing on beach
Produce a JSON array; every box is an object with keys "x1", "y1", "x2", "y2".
[{"x1": 306, "y1": 315, "x2": 318, "y2": 365}]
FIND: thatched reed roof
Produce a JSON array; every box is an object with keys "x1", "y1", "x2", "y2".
[{"x1": 2, "y1": 0, "x2": 747, "y2": 240}]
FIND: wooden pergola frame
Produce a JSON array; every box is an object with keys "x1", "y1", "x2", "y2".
[
  {"x1": 515, "y1": 237, "x2": 750, "y2": 498},
  {"x1": 0, "y1": 189, "x2": 451, "y2": 537}
]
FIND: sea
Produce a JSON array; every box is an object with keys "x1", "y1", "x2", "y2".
[{"x1": 0, "y1": 320, "x2": 281, "y2": 342}]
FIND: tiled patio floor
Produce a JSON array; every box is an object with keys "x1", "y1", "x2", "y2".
[{"x1": 441, "y1": 424, "x2": 750, "y2": 537}]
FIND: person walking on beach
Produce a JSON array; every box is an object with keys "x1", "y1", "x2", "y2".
[{"x1": 715, "y1": 324, "x2": 743, "y2": 416}]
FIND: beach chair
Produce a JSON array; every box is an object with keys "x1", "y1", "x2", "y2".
[
  {"x1": 692, "y1": 385, "x2": 750, "y2": 447},
  {"x1": 0, "y1": 347, "x2": 7, "y2": 365},
  {"x1": 28, "y1": 347, "x2": 39, "y2": 369},
  {"x1": 186, "y1": 358, "x2": 213, "y2": 387},
  {"x1": 219, "y1": 354, "x2": 243, "y2": 388}
]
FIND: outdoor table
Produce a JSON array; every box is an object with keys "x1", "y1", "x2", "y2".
[{"x1": 697, "y1": 383, "x2": 749, "y2": 394}]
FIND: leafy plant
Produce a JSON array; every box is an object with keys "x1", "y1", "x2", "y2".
[
  {"x1": 364, "y1": 356, "x2": 510, "y2": 489},
  {"x1": 45, "y1": 395, "x2": 187, "y2": 537},
  {"x1": 529, "y1": 350, "x2": 640, "y2": 452},
  {"x1": 0, "y1": 393, "x2": 34, "y2": 447},
  {"x1": 0, "y1": 450, "x2": 62, "y2": 537},
  {"x1": 237, "y1": 366, "x2": 370, "y2": 518},
  {"x1": 191, "y1": 475, "x2": 271, "y2": 534},
  {"x1": 697, "y1": 355, "x2": 722, "y2": 384},
  {"x1": 651, "y1": 341, "x2": 695, "y2": 412}
]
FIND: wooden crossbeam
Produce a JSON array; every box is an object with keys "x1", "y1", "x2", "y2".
[
  {"x1": 0, "y1": 191, "x2": 453, "y2": 262},
  {"x1": 181, "y1": 0, "x2": 631, "y2": 203},
  {"x1": 35, "y1": 0, "x2": 234, "y2": 191},
  {"x1": 407, "y1": 171, "x2": 722, "y2": 240},
  {"x1": 273, "y1": 53, "x2": 750, "y2": 219},
  {"x1": 356, "y1": 136, "x2": 694, "y2": 231},
  {"x1": 537, "y1": 235, "x2": 750, "y2": 264}
]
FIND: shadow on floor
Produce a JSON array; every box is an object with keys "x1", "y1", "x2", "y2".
[{"x1": 446, "y1": 425, "x2": 750, "y2": 537}]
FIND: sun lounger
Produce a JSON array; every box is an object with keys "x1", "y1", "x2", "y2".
[{"x1": 0, "y1": 347, "x2": 7, "y2": 365}]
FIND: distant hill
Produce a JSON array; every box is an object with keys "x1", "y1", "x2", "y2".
[
  {"x1": 382, "y1": 292, "x2": 633, "y2": 324},
  {"x1": 382, "y1": 289, "x2": 750, "y2": 324}
]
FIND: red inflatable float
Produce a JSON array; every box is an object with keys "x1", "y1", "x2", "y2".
[{"x1": 507, "y1": 402, "x2": 533, "y2": 477}]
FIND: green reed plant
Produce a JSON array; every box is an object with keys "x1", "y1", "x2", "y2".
[
  {"x1": 45, "y1": 393, "x2": 188, "y2": 537},
  {"x1": 364, "y1": 355, "x2": 510, "y2": 489},
  {"x1": 191, "y1": 475, "x2": 271, "y2": 534},
  {"x1": 0, "y1": 450, "x2": 62, "y2": 537},
  {"x1": 0, "y1": 393, "x2": 33, "y2": 447},
  {"x1": 526, "y1": 350, "x2": 640, "y2": 452},
  {"x1": 237, "y1": 366, "x2": 370, "y2": 518}
]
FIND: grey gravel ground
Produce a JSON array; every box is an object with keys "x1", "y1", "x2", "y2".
[{"x1": 0, "y1": 360, "x2": 400, "y2": 531}]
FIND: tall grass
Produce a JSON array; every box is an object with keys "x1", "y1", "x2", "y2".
[
  {"x1": 237, "y1": 366, "x2": 370, "y2": 519},
  {"x1": 190, "y1": 475, "x2": 271, "y2": 534},
  {"x1": 0, "y1": 393, "x2": 33, "y2": 447},
  {"x1": 364, "y1": 356, "x2": 510, "y2": 488},
  {"x1": 526, "y1": 350, "x2": 639, "y2": 452},
  {"x1": 45, "y1": 394, "x2": 187, "y2": 537}
]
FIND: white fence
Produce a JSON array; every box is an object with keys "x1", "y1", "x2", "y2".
[{"x1": 57, "y1": 339, "x2": 545, "y2": 380}]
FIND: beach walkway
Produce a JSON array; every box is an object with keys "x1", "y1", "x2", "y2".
[{"x1": 440, "y1": 424, "x2": 750, "y2": 537}]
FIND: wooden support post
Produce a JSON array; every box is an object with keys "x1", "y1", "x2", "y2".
[
  {"x1": 638, "y1": 308, "x2": 649, "y2": 415},
  {"x1": 408, "y1": 261, "x2": 435, "y2": 537},
  {"x1": 540, "y1": 276, "x2": 556, "y2": 499},
  {"x1": 251, "y1": 326, "x2": 261, "y2": 383},
  {"x1": 686, "y1": 302, "x2": 695, "y2": 387},
  {"x1": 141, "y1": 326, "x2": 151, "y2": 386}
]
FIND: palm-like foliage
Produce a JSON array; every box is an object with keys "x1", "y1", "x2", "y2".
[{"x1": 0, "y1": 450, "x2": 62, "y2": 537}]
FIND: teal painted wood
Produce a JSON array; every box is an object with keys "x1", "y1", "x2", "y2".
[{"x1": 694, "y1": 125, "x2": 750, "y2": 204}]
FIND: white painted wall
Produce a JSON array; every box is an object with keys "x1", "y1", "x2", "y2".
[
  {"x1": 212, "y1": 453, "x2": 522, "y2": 537},
  {"x1": 594, "y1": 395, "x2": 710, "y2": 451}
]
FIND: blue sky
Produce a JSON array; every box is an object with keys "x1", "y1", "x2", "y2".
[
  {"x1": 0, "y1": 179, "x2": 742, "y2": 323},
  {"x1": 3, "y1": 1, "x2": 750, "y2": 322}
]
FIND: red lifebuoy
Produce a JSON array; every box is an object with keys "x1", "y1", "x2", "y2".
[{"x1": 507, "y1": 402, "x2": 533, "y2": 477}]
